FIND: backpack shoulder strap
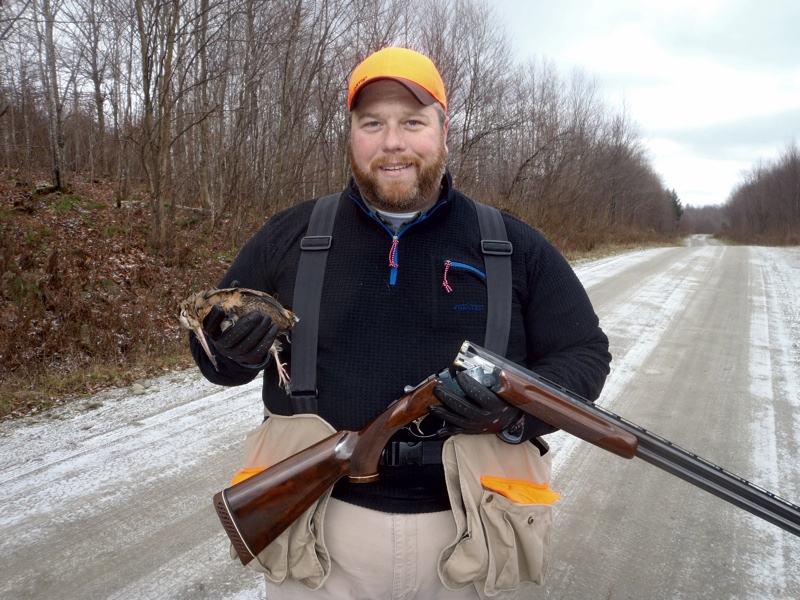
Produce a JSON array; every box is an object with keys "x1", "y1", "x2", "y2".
[
  {"x1": 473, "y1": 201, "x2": 513, "y2": 355},
  {"x1": 289, "y1": 193, "x2": 340, "y2": 414}
]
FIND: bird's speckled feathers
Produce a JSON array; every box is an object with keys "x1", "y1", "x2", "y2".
[{"x1": 178, "y1": 287, "x2": 297, "y2": 385}]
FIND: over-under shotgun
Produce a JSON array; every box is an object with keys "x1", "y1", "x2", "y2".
[{"x1": 214, "y1": 341, "x2": 800, "y2": 566}]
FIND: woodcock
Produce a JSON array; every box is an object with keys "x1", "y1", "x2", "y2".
[{"x1": 178, "y1": 287, "x2": 298, "y2": 387}]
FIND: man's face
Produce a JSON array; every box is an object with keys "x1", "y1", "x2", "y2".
[{"x1": 349, "y1": 80, "x2": 449, "y2": 213}]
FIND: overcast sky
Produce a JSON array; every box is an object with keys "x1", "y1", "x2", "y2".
[{"x1": 493, "y1": 0, "x2": 800, "y2": 207}]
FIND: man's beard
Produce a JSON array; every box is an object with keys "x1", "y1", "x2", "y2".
[{"x1": 349, "y1": 142, "x2": 447, "y2": 212}]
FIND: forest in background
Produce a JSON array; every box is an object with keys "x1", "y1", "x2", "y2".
[
  {"x1": 0, "y1": 0, "x2": 796, "y2": 416},
  {"x1": 677, "y1": 142, "x2": 800, "y2": 245},
  {"x1": 1, "y1": 0, "x2": 684, "y2": 251}
]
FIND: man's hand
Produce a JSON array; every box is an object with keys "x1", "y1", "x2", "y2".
[
  {"x1": 203, "y1": 305, "x2": 280, "y2": 367},
  {"x1": 431, "y1": 370, "x2": 557, "y2": 443},
  {"x1": 431, "y1": 370, "x2": 523, "y2": 436}
]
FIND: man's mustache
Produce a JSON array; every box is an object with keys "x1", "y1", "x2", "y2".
[{"x1": 371, "y1": 156, "x2": 421, "y2": 170}]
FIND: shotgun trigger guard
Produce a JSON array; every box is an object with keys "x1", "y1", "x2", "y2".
[
  {"x1": 403, "y1": 414, "x2": 439, "y2": 438},
  {"x1": 408, "y1": 414, "x2": 435, "y2": 437}
]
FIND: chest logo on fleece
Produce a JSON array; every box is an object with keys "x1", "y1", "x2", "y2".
[{"x1": 453, "y1": 303, "x2": 485, "y2": 312}]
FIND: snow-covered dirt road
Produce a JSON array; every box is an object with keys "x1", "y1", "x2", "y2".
[
  {"x1": 543, "y1": 239, "x2": 800, "y2": 599},
  {"x1": 2, "y1": 238, "x2": 798, "y2": 599}
]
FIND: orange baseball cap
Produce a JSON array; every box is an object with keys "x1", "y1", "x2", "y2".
[{"x1": 348, "y1": 47, "x2": 447, "y2": 112}]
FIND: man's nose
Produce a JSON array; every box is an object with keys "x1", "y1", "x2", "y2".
[{"x1": 382, "y1": 124, "x2": 406, "y2": 152}]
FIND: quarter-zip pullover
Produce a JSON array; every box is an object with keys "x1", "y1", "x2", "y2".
[{"x1": 190, "y1": 171, "x2": 611, "y2": 513}]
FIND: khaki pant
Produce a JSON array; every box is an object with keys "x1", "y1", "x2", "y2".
[{"x1": 263, "y1": 498, "x2": 480, "y2": 600}]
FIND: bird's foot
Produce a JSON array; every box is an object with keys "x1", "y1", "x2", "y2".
[{"x1": 272, "y1": 347, "x2": 291, "y2": 389}]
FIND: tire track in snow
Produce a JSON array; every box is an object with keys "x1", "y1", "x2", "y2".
[
  {"x1": 745, "y1": 248, "x2": 800, "y2": 596},
  {"x1": 550, "y1": 246, "x2": 719, "y2": 478}
]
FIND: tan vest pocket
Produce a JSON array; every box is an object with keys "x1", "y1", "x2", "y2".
[
  {"x1": 479, "y1": 489, "x2": 552, "y2": 594},
  {"x1": 438, "y1": 434, "x2": 556, "y2": 597},
  {"x1": 227, "y1": 412, "x2": 336, "y2": 590}
]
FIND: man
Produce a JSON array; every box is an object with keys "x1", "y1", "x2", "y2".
[{"x1": 191, "y1": 47, "x2": 611, "y2": 599}]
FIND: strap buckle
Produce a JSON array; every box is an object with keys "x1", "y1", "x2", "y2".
[
  {"x1": 290, "y1": 390, "x2": 318, "y2": 414},
  {"x1": 481, "y1": 240, "x2": 513, "y2": 255},
  {"x1": 380, "y1": 441, "x2": 444, "y2": 466},
  {"x1": 300, "y1": 235, "x2": 332, "y2": 251}
]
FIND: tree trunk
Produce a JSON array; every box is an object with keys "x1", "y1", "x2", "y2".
[
  {"x1": 135, "y1": 0, "x2": 181, "y2": 251},
  {"x1": 197, "y1": 0, "x2": 215, "y2": 227},
  {"x1": 37, "y1": 0, "x2": 67, "y2": 190}
]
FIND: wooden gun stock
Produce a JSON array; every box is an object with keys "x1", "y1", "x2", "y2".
[
  {"x1": 213, "y1": 376, "x2": 441, "y2": 565},
  {"x1": 213, "y1": 431, "x2": 357, "y2": 564}
]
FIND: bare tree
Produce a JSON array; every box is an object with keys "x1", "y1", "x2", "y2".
[
  {"x1": 133, "y1": 0, "x2": 206, "y2": 249},
  {"x1": 499, "y1": 59, "x2": 569, "y2": 212},
  {"x1": 32, "y1": 0, "x2": 75, "y2": 189},
  {"x1": 724, "y1": 141, "x2": 800, "y2": 244},
  {"x1": 63, "y1": 0, "x2": 110, "y2": 178}
]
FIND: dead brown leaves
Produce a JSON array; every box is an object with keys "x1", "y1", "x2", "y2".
[{"x1": 0, "y1": 177, "x2": 234, "y2": 419}]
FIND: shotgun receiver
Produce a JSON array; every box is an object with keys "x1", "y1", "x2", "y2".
[{"x1": 214, "y1": 341, "x2": 800, "y2": 566}]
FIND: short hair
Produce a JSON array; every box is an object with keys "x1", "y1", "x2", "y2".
[{"x1": 433, "y1": 103, "x2": 447, "y2": 129}]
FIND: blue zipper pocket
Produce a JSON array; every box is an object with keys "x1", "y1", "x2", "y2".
[{"x1": 442, "y1": 260, "x2": 486, "y2": 292}]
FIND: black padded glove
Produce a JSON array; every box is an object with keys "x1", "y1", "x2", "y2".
[
  {"x1": 431, "y1": 370, "x2": 523, "y2": 436},
  {"x1": 202, "y1": 305, "x2": 280, "y2": 367}
]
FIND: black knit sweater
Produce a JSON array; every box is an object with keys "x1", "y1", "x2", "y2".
[{"x1": 191, "y1": 172, "x2": 611, "y2": 513}]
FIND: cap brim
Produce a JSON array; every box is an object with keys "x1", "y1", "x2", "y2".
[{"x1": 350, "y1": 77, "x2": 437, "y2": 111}]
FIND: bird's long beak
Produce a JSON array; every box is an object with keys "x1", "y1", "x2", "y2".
[{"x1": 194, "y1": 326, "x2": 219, "y2": 370}]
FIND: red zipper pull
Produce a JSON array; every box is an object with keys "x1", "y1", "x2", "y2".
[
  {"x1": 442, "y1": 260, "x2": 453, "y2": 293},
  {"x1": 389, "y1": 237, "x2": 399, "y2": 268}
]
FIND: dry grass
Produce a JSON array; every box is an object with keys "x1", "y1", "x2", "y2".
[{"x1": 561, "y1": 240, "x2": 672, "y2": 263}]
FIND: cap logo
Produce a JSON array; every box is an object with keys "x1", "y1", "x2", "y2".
[{"x1": 352, "y1": 76, "x2": 367, "y2": 96}]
